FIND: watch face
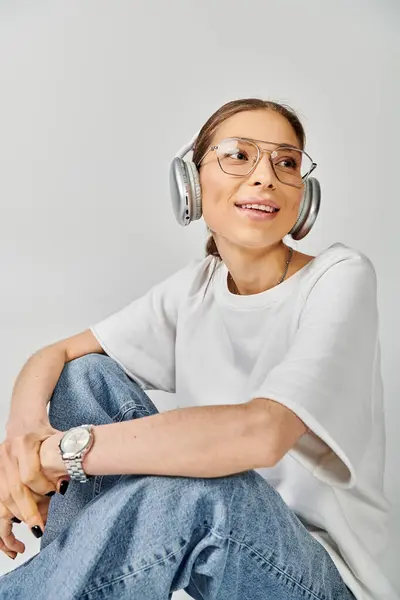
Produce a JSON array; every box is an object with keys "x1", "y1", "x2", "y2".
[{"x1": 60, "y1": 428, "x2": 90, "y2": 455}]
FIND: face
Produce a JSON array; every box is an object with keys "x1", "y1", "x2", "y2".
[{"x1": 198, "y1": 109, "x2": 304, "y2": 253}]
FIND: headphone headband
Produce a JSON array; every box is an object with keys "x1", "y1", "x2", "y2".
[{"x1": 175, "y1": 130, "x2": 200, "y2": 160}]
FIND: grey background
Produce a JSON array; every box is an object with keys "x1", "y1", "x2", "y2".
[{"x1": 0, "y1": 1, "x2": 398, "y2": 597}]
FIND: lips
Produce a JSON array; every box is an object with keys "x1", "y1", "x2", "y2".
[
  {"x1": 234, "y1": 197, "x2": 281, "y2": 211},
  {"x1": 234, "y1": 203, "x2": 280, "y2": 214},
  {"x1": 237, "y1": 204, "x2": 279, "y2": 215},
  {"x1": 235, "y1": 205, "x2": 279, "y2": 221}
]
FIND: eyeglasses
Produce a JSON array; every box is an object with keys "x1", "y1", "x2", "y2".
[{"x1": 197, "y1": 137, "x2": 317, "y2": 188}]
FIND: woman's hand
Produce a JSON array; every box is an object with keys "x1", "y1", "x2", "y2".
[
  {"x1": 0, "y1": 494, "x2": 52, "y2": 560},
  {"x1": 0, "y1": 423, "x2": 66, "y2": 559}
]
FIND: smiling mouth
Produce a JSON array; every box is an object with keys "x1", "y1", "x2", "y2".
[{"x1": 234, "y1": 203, "x2": 280, "y2": 214}]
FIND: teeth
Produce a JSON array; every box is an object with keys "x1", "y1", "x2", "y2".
[{"x1": 240, "y1": 204, "x2": 276, "y2": 212}]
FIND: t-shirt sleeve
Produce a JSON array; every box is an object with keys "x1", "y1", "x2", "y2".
[
  {"x1": 248, "y1": 253, "x2": 379, "y2": 489},
  {"x1": 89, "y1": 260, "x2": 202, "y2": 393}
]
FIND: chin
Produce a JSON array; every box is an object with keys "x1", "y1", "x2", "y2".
[{"x1": 219, "y1": 230, "x2": 282, "y2": 251}]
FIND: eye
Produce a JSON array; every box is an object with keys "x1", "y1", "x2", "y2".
[
  {"x1": 273, "y1": 152, "x2": 301, "y2": 171},
  {"x1": 279, "y1": 157, "x2": 298, "y2": 169},
  {"x1": 224, "y1": 150, "x2": 249, "y2": 161}
]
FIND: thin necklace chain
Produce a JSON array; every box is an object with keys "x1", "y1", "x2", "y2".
[
  {"x1": 278, "y1": 245, "x2": 294, "y2": 285},
  {"x1": 228, "y1": 245, "x2": 295, "y2": 294}
]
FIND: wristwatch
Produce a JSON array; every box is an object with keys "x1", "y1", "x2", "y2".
[{"x1": 58, "y1": 424, "x2": 95, "y2": 483}]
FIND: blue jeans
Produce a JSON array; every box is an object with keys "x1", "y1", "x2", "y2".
[{"x1": 0, "y1": 354, "x2": 355, "y2": 599}]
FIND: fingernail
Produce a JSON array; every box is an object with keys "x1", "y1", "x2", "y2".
[
  {"x1": 45, "y1": 491, "x2": 56, "y2": 497},
  {"x1": 59, "y1": 480, "x2": 69, "y2": 495},
  {"x1": 31, "y1": 525, "x2": 43, "y2": 538},
  {"x1": 11, "y1": 517, "x2": 22, "y2": 523}
]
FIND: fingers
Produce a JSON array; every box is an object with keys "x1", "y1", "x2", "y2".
[
  {"x1": 37, "y1": 495, "x2": 51, "y2": 527},
  {"x1": 0, "y1": 518, "x2": 25, "y2": 557},
  {"x1": 0, "y1": 537, "x2": 18, "y2": 560},
  {"x1": 0, "y1": 496, "x2": 52, "y2": 559},
  {"x1": 0, "y1": 467, "x2": 23, "y2": 523},
  {"x1": 0, "y1": 503, "x2": 26, "y2": 559},
  {"x1": 1, "y1": 450, "x2": 45, "y2": 534},
  {"x1": 0, "y1": 430, "x2": 61, "y2": 561}
]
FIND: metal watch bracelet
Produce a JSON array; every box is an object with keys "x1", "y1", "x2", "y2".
[{"x1": 64, "y1": 456, "x2": 91, "y2": 483}]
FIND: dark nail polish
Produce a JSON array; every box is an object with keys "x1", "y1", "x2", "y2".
[
  {"x1": 45, "y1": 491, "x2": 56, "y2": 497},
  {"x1": 31, "y1": 525, "x2": 43, "y2": 539},
  {"x1": 11, "y1": 517, "x2": 21, "y2": 523},
  {"x1": 59, "y1": 480, "x2": 69, "y2": 495}
]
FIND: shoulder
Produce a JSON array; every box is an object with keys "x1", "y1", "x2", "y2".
[
  {"x1": 304, "y1": 242, "x2": 377, "y2": 290},
  {"x1": 298, "y1": 243, "x2": 378, "y2": 319}
]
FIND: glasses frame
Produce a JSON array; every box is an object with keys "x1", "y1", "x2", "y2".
[{"x1": 197, "y1": 136, "x2": 317, "y2": 188}]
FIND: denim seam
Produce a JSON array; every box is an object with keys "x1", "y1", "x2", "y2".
[
  {"x1": 80, "y1": 528, "x2": 203, "y2": 596},
  {"x1": 110, "y1": 404, "x2": 151, "y2": 422},
  {"x1": 207, "y1": 527, "x2": 327, "y2": 600}
]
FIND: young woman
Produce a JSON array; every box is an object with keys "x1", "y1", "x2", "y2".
[{"x1": 0, "y1": 99, "x2": 397, "y2": 599}]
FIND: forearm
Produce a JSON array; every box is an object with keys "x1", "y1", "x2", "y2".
[
  {"x1": 45, "y1": 401, "x2": 270, "y2": 480},
  {"x1": 6, "y1": 345, "x2": 67, "y2": 434},
  {"x1": 87, "y1": 402, "x2": 269, "y2": 478}
]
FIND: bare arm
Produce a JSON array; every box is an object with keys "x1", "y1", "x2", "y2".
[
  {"x1": 41, "y1": 399, "x2": 276, "y2": 480},
  {"x1": 41, "y1": 397, "x2": 308, "y2": 480},
  {"x1": 6, "y1": 330, "x2": 105, "y2": 435}
]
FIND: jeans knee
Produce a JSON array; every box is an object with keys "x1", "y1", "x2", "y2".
[
  {"x1": 192, "y1": 470, "x2": 283, "y2": 537},
  {"x1": 132, "y1": 470, "x2": 277, "y2": 526},
  {"x1": 193, "y1": 470, "x2": 282, "y2": 529},
  {"x1": 55, "y1": 353, "x2": 118, "y2": 392},
  {"x1": 47, "y1": 355, "x2": 95, "y2": 424},
  {"x1": 48, "y1": 353, "x2": 149, "y2": 430}
]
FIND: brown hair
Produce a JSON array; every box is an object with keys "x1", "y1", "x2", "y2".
[{"x1": 192, "y1": 98, "x2": 306, "y2": 260}]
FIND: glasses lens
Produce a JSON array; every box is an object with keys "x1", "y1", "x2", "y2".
[
  {"x1": 216, "y1": 138, "x2": 313, "y2": 185},
  {"x1": 217, "y1": 138, "x2": 259, "y2": 176},
  {"x1": 271, "y1": 147, "x2": 312, "y2": 185}
]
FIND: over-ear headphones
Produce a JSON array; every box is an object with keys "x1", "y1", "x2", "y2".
[{"x1": 170, "y1": 131, "x2": 321, "y2": 240}]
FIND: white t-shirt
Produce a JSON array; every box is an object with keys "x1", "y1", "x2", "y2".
[{"x1": 90, "y1": 242, "x2": 398, "y2": 600}]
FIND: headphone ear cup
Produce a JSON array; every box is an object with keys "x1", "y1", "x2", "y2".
[
  {"x1": 289, "y1": 177, "x2": 321, "y2": 241},
  {"x1": 170, "y1": 157, "x2": 202, "y2": 226},
  {"x1": 186, "y1": 161, "x2": 202, "y2": 221}
]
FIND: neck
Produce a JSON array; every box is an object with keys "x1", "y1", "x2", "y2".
[{"x1": 217, "y1": 239, "x2": 292, "y2": 295}]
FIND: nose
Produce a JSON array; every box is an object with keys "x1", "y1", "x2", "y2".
[{"x1": 248, "y1": 150, "x2": 277, "y2": 187}]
